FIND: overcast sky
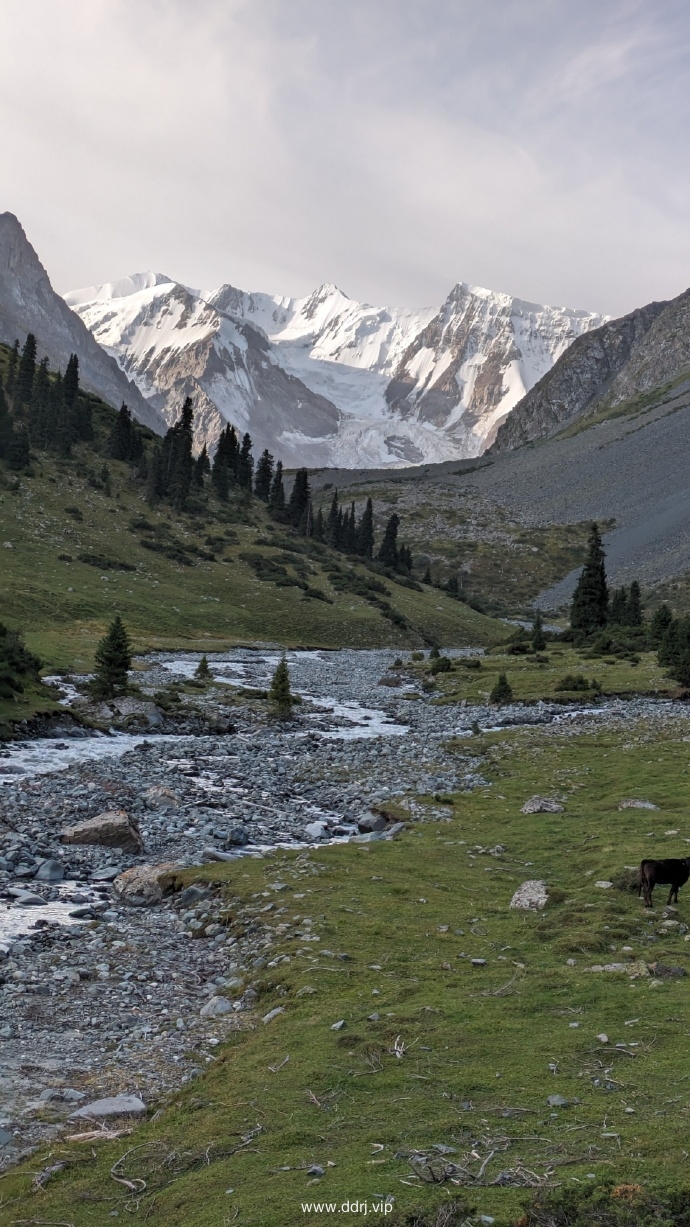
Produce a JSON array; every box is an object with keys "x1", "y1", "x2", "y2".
[{"x1": 1, "y1": 0, "x2": 689, "y2": 315}]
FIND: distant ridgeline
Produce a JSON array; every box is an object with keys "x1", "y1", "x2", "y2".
[{"x1": 0, "y1": 333, "x2": 414, "y2": 575}]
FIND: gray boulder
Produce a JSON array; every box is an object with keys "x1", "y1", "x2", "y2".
[
  {"x1": 34, "y1": 858, "x2": 64, "y2": 883},
  {"x1": 61, "y1": 810, "x2": 143, "y2": 853},
  {"x1": 69, "y1": 1095, "x2": 146, "y2": 1119},
  {"x1": 510, "y1": 880, "x2": 549, "y2": 910},
  {"x1": 521, "y1": 796, "x2": 564, "y2": 814},
  {"x1": 200, "y1": 995, "x2": 232, "y2": 1017}
]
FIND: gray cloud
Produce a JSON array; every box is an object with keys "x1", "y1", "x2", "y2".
[{"x1": 0, "y1": 0, "x2": 689, "y2": 315}]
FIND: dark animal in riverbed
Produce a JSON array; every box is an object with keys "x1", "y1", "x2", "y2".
[{"x1": 638, "y1": 857, "x2": 690, "y2": 907}]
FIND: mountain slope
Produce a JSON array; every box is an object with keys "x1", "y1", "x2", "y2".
[
  {"x1": 0, "y1": 215, "x2": 165, "y2": 433},
  {"x1": 491, "y1": 286, "x2": 690, "y2": 451},
  {"x1": 65, "y1": 272, "x2": 605, "y2": 467}
]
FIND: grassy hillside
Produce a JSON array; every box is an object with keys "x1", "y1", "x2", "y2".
[
  {"x1": 0, "y1": 375, "x2": 508, "y2": 691},
  {"x1": 6, "y1": 716, "x2": 690, "y2": 1225}
]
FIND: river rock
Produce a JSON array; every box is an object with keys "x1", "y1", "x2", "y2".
[
  {"x1": 357, "y1": 812, "x2": 387, "y2": 833},
  {"x1": 521, "y1": 796, "x2": 564, "y2": 814},
  {"x1": 142, "y1": 785, "x2": 180, "y2": 810},
  {"x1": 223, "y1": 823, "x2": 250, "y2": 847},
  {"x1": 200, "y1": 995, "x2": 232, "y2": 1017},
  {"x1": 305, "y1": 821, "x2": 328, "y2": 840},
  {"x1": 60, "y1": 810, "x2": 144, "y2": 853},
  {"x1": 7, "y1": 888, "x2": 46, "y2": 906},
  {"x1": 69, "y1": 1094, "x2": 146, "y2": 1119},
  {"x1": 510, "y1": 880, "x2": 549, "y2": 910},
  {"x1": 113, "y1": 861, "x2": 179, "y2": 907},
  {"x1": 34, "y1": 858, "x2": 64, "y2": 883}
]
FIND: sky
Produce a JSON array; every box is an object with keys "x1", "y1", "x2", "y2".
[{"x1": 1, "y1": 0, "x2": 690, "y2": 316}]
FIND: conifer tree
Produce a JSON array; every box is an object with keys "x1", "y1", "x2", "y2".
[
  {"x1": 254, "y1": 448, "x2": 273, "y2": 500},
  {"x1": 15, "y1": 334, "x2": 36, "y2": 407},
  {"x1": 63, "y1": 354, "x2": 79, "y2": 409},
  {"x1": 356, "y1": 497, "x2": 374, "y2": 558},
  {"x1": 447, "y1": 574, "x2": 459, "y2": 596},
  {"x1": 6, "y1": 426, "x2": 30, "y2": 470},
  {"x1": 91, "y1": 615, "x2": 132, "y2": 699},
  {"x1": 609, "y1": 587, "x2": 628, "y2": 624},
  {"x1": 194, "y1": 444, "x2": 210, "y2": 487},
  {"x1": 238, "y1": 432, "x2": 254, "y2": 491},
  {"x1": 211, "y1": 435, "x2": 230, "y2": 501},
  {"x1": 490, "y1": 672, "x2": 513, "y2": 703},
  {"x1": 146, "y1": 444, "x2": 165, "y2": 504},
  {"x1": 52, "y1": 372, "x2": 73, "y2": 456},
  {"x1": 268, "y1": 654, "x2": 293, "y2": 718},
  {"x1": 532, "y1": 610, "x2": 546, "y2": 651},
  {"x1": 377, "y1": 513, "x2": 400, "y2": 569},
  {"x1": 650, "y1": 603, "x2": 673, "y2": 647},
  {"x1": 195, "y1": 654, "x2": 211, "y2": 679},
  {"x1": 398, "y1": 544, "x2": 412, "y2": 573},
  {"x1": 570, "y1": 523, "x2": 608, "y2": 632},
  {"x1": 107, "y1": 403, "x2": 136, "y2": 460},
  {"x1": 423, "y1": 565, "x2": 432, "y2": 584},
  {"x1": 325, "y1": 489, "x2": 339, "y2": 546},
  {"x1": 627, "y1": 580, "x2": 643, "y2": 627},
  {"x1": 5, "y1": 340, "x2": 19, "y2": 400},
  {"x1": 0, "y1": 383, "x2": 11, "y2": 457},
  {"x1": 314, "y1": 507, "x2": 324, "y2": 541},
  {"x1": 346, "y1": 501, "x2": 357, "y2": 553},
  {"x1": 288, "y1": 467, "x2": 310, "y2": 527},
  {"x1": 28, "y1": 357, "x2": 52, "y2": 448},
  {"x1": 268, "y1": 460, "x2": 285, "y2": 517}
]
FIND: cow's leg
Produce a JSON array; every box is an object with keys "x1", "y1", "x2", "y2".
[
  {"x1": 670, "y1": 884, "x2": 679, "y2": 905},
  {"x1": 645, "y1": 883, "x2": 653, "y2": 908}
]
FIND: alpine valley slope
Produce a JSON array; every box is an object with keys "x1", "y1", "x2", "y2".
[{"x1": 64, "y1": 273, "x2": 606, "y2": 467}]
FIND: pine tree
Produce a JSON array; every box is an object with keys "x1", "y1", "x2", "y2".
[
  {"x1": 27, "y1": 358, "x2": 52, "y2": 448},
  {"x1": 15, "y1": 334, "x2": 36, "y2": 407},
  {"x1": 52, "y1": 372, "x2": 73, "y2": 456},
  {"x1": 490, "y1": 672, "x2": 513, "y2": 703},
  {"x1": 195, "y1": 654, "x2": 211, "y2": 679},
  {"x1": 146, "y1": 444, "x2": 165, "y2": 504},
  {"x1": 627, "y1": 580, "x2": 643, "y2": 627},
  {"x1": 288, "y1": 467, "x2": 310, "y2": 527},
  {"x1": 398, "y1": 544, "x2": 412, "y2": 573},
  {"x1": 650, "y1": 603, "x2": 673, "y2": 647},
  {"x1": 356, "y1": 497, "x2": 375, "y2": 558},
  {"x1": 6, "y1": 426, "x2": 30, "y2": 469},
  {"x1": 170, "y1": 397, "x2": 194, "y2": 508},
  {"x1": 532, "y1": 610, "x2": 546, "y2": 651},
  {"x1": 423, "y1": 565, "x2": 432, "y2": 584},
  {"x1": 211, "y1": 431, "x2": 230, "y2": 501},
  {"x1": 91, "y1": 616, "x2": 132, "y2": 699},
  {"x1": 5, "y1": 340, "x2": 19, "y2": 400},
  {"x1": 269, "y1": 460, "x2": 286, "y2": 518},
  {"x1": 570, "y1": 523, "x2": 608, "y2": 633},
  {"x1": 254, "y1": 448, "x2": 273, "y2": 500},
  {"x1": 63, "y1": 354, "x2": 79, "y2": 409},
  {"x1": 107, "y1": 403, "x2": 134, "y2": 460},
  {"x1": 346, "y1": 502, "x2": 357, "y2": 553},
  {"x1": 268, "y1": 654, "x2": 293, "y2": 718},
  {"x1": 238, "y1": 432, "x2": 254, "y2": 492},
  {"x1": 194, "y1": 444, "x2": 210, "y2": 487},
  {"x1": 325, "y1": 489, "x2": 339, "y2": 546},
  {"x1": 609, "y1": 587, "x2": 628, "y2": 624},
  {"x1": 377, "y1": 513, "x2": 400, "y2": 569}
]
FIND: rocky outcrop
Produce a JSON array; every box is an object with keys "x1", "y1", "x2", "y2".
[
  {"x1": 0, "y1": 213, "x2": 165, "y2": 433},
  {"x1": 491, "y1": 299, "x2": 669, "y2": 450},
  {"x1": 60, "y1": 810, "x2": 144, "y2": 853}
]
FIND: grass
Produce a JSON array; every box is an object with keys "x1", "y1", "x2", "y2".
[
  {"x1": 414, "y1": 643, "x2": 675, "y2": 705},
  {"x1": 6, "y1": 715, "x2": 690, "y2": 1224}
]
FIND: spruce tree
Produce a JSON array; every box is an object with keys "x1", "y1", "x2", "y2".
[
  {"x1": 91, "y1": 615, "x2": 132, "y2": 699},
  {"x1": 609, "y1": 587, "x2": 628, "y2": 625},
  {"x1": 195, "y1": 654, "x2": 211, "y2": 679},
  {"x1": 238, "y1": 432, "x2": 254, "y2": 492},
  {"x1": 5, "y1": 340, "x2": 19, "y2": 400},
  {"x1": 570, "y1": 523, "x2": 608, "y2": 632},
  {"x1": 423, "y1": 565, "x2": 432, "y2": 584},
  {"x1": 28, "y1": 358, "x2": 52, "y2": 448},
  {"x1": 170, "y1": 396, "x2": 194, "y2": 508},
  {"x1": 6, "y1": 426, "x2": 30, "y2": 470},
  {"x1": 52, "y1": 372, "x2": 73, "y2": 456},
  {"x1": 254, "y1": 448, "x2": 274, "y2": 500},
  {"x1": 532, "y1": 610, "x2": 546, "y2": 651},
  {"x1": 107, "y1": 403, "x2": 135, "y2": 461},
  {"x1": 326, "y1": 489, "x2": 339, "y2": 546},
  {"x1": 268, "y1": 654, "x2": 293, "y2": 718},
  {"x1": 356, "y1": 497, "x2": 374, "y2": 558},
  {"x1": 490, "y1": 672, "x2": 513, "y2": 703},
  {"x1": 0, "y1": 383, "x2": 9, "y2": 457},
  {"x1": 63, "y1": 354, "x2": 79, "y2": 409},
  {"x1": 146, "y1": 445, "x2": 165, "y2": 504},
  {"x1": 288, "y1": 467, "x2": 310, "y2": 527},
  {"x1": 194, "y1": 444, "x2": 210, "y2": 487},
  {"x1": 377, "y1": 513, "x2": 400, "y2": 568},
  {"x1": 211, "y1": 433, "x2": 230, "y2": 501},
  {"x1": 650, "y1": 603, "x2": 673, "y2": 647},
  {"x1": 269, "y1": 460, "x2": 286, "y2": 518},
  {"x1": 346, "y1": 501, "x2": 357, "y2": 553},
  {"x1": 15, "y1": 334, "x2": 36, "y2": 407},
  {"x1": 627, "y1": 580, "x2": 643, "y2": 627}
]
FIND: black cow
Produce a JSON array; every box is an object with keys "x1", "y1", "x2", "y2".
[{"x1": 639, "y1": 857, "x2": 690, "y2": 908}]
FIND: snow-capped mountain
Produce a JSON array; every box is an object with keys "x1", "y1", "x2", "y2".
[{"x1": 64, "y1": 272, "x2": 606, "y2": 467}]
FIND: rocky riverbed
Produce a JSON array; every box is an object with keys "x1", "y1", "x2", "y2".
[{"x1": 0, "y1": 647, "x2": 686, "y2": 1170}]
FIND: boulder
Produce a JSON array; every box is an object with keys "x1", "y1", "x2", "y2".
[
  {"x1": 112, "y1": 862, "x2": 179, "y2": 907},
  {"x1": 357, "y1": 812, "x2": 387, "y2": 834},
  {"x1": 7, "y1": 888, "x2": 46, "y2": 906},
  {"x1": 223, "y1": 823, "x2": 250, "y2": 847},
  {"x1": 110, "y1": 697, "x2": 163, "y2": 728},
  {"x1": 141, "y1": 785, "x2": 180, "y2": 810},
  {"x1": 521, "y1": 796, "x2": 564, "y2": 814},
  {"x1": 200, "y1": 995, "x2": 232, "y2": 1017},
  {"x1": 305, "y1": 821, "x2": 328, "y2": 840},
  {"x1": 60, "y1": 810, "x2": 143, "y2": 853},
  {"x1": 510, "y1": 880, "x2": 549, "y2": 910},
  {"x1": 34, "y1": 858, "x2": 64, "y2": 883},
  {"x1": 69, "y1": 1095, "x2": 146, "y2": 1120}
]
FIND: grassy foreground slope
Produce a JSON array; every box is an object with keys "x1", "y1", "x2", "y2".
[{"x1": 5, "y1": 716, "x2": 690, "y2": 1226}]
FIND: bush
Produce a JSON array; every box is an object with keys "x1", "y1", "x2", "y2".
[
  {"x1": 554, "y1": 673, "x2": 593, "y2": 692},
  {"x1": 490, "y1": 672, "x2": 513, "y2": 703},
  {"x1": 430, "y1": 656, "x2": 452, "y2": 674}
]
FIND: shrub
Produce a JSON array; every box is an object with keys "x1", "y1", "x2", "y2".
[
  {"x1": 555, "y1": 673, "x2": 592, "y2": 692},
  {"x1": 430, "y1": 656, "x2": 452, "y2": 674},
  {"x1": 490, "y1": 673, "x2": 513, "y2": 703}
]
